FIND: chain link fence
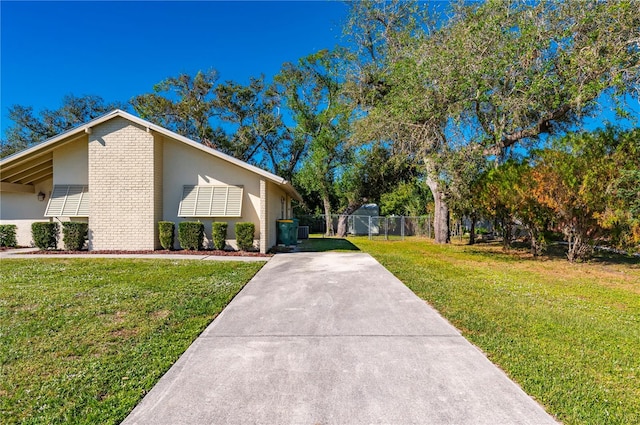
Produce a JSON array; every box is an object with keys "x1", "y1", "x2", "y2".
[{"x1": 298, "y1": 215, "x2": 434, "y2": 240}]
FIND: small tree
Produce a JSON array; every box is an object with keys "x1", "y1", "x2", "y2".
[
  {"x1": 31, "y1": 222, "x2": 59, "y2": 250},
  {"x1": 235, "y1": 222, "x2": 255, "y2": 251},
  {"x1": 212, "y1": 222, "x2": 228, "y2": 250},
  {"x1": 531, "y1": 129, "x2": 630, "y2": 262}
]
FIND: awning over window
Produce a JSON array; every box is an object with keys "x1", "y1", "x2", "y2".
[
  {"x1": 178, "y1": 185, "x2": 243, "y2": 217},
  {"x1": 45, "y1": 185, "x2": 89, "y2": 217}
]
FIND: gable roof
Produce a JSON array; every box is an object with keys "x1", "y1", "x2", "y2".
[{"x1": 0, "y1": 109, "x2": 302, "y2": 201}]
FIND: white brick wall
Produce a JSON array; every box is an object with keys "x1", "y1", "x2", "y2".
[
  {"x1": 88, "y1": 117, "x2": 157, "y2": 250},
  {"x1": 153, "y1": 136, "x2": 164, "y2": 249},
  {"x1": 259, "y1": 179, "x2": 268, "y2": 254}
]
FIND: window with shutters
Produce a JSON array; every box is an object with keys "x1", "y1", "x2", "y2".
[
  {"x1": 45, "y1": 185, "x2": 89, "y2": 217},
  {"x1": 178, "y1": 185, "x2": 243, "y2": 217}
]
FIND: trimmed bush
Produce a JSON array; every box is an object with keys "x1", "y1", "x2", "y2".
[
  {"x1": 178, "y1": 221, "x2": 204, "y2": 250},
  {"x1": 212, "y1": 222, "x2": 228, "y2": 251},
  {"x1": 0, "y1": 224, "x2": 18, "y2": 247},
  {"x1": 62, "y1": 222, "x2": 88, "y2": 251},
  {"x1": 158, "y1": 221, "x2": 175, "y2": 250},
  {"x1": 235, "y1": 222, "x2": 255, "y2": 251},
  {"x1": 32, "y1": 222, "x2": 59, "y2": 250}
]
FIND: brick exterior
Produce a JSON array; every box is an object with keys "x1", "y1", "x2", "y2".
[
  {"x1": 88, "y1": 117, "x2": 159, "y2": 250},
  {"x1": 259, "y1": 179, "x2": 268, "y2": 254},
  {"x1": 153, "y1": 136, "x2": 164, "y2": 249}
]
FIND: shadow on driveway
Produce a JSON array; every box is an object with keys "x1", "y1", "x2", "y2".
[{"x1": 295, "y1": 237, "x2": 360, "y2": 252}]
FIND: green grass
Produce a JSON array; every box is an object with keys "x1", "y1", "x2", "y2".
[
  {"x1": 350, "y1": 237, "x2": 640, "y2": 425},
  {"x1": 0, "y1": 258, "x2": 264, "y2": 425}
]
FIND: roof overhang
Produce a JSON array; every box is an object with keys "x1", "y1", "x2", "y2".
[{"x1": 0, "y1": 109, "x2": 303, "y2": 201}]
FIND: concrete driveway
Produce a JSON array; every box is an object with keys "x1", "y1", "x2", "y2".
[{"x1": 123, "y1": 252, "x2": 557, "y2": 424}]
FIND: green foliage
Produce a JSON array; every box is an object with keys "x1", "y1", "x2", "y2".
[
  {"x1": 158, "y1": 221, "x2": 175, "y2": 250},
  {"x1": 61, "y1": 222, "x2": 88, "y2": 251},
  {"x1": 531, "y1": 127, "x2": 640, "y2": 260},
  {"x1": 275, "y1": 49, "x2": 353, "y2": 233},
  {"x1": 31, "y1": 222, "x2": 59, "y2": 250},
  {"x1": 132, "y1": 72, "x2": 300, "y2": 179},
  {"x1": 476, "y1": 160, "x2": 554, "y2": 254},
  {"x1": 131, "y1": 70, "x2": 219, "y2": 144},
  {"x1": 335, "y1": 144, "x2": 418, "y2": 215},
  {"x1": 0, "y1": 224, "x2": 18, "y2": 248},
  {"x1": 235, "y1": 222, "x2": 255, "y2": 251},
  {"x1": 177, "y1": 222, "x2": 204, "y2": 251},
  {"x1": 2, "y1": 95, "x2": 126, "y2": 158},
  {"x1": 346, "y1": 0, "x2": 640, "y2": 245},
  {"x1": 379, "y1": 180, "x2": 432, "y2": 216},
  {"x1": 212, "y1": 222, "x2": 228, "y2": 250},
  {"x1": 0, "y1": 259, "x2": 264, "y2": 424}
]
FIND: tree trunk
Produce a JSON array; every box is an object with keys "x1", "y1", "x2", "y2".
[
  {"x1": 425, "y1": 161, "x2": 450, "y2": 244},
  {"x1": 564, "y1": 224, "x2": 592, "y2": 262},
  {"x1": 336, "y1": 201, "x2": 363, "y2": 238},
  {"x1": 427, "y1": 181, "x2": 450, "y2": 244},
  {"x1": 468, "y1": 214, "x2": 477, "y2": 245},
  {"x1": 526, "y1": 224, "x2": 546, "y2": 257},
  {"x1": 502, "y1": 216, "x2": 512, "y2": 250},
  {"x1": 323, "y1": 196, "x2": 334, "y2": 237}
]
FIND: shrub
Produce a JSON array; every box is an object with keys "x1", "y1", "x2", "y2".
[
  {"x1": 235, "y1": 222, "x2": 255, "y2": 251},
  {"x1": 31, "y1": 222, "x2": 59, "y2": 250},
  {"x1": 0, "y1": 224, "x2": 18, "y2": 247},
  {"x1": 158, "y1": 221, "x2": 175, "y2": 250},
  {"x1": 178, "y1": 221, "x2": 204, "y2": 250},
  {"x1": 212, "y1": 222, "x2": 228, "y2": 250},
  {"x1": 62, "y1": 222, "x2": 88, "y2": 251}
]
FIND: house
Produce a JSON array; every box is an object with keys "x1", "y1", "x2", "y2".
[{"x1": 0, "y1": 110, "x2": 302, "y2": 253}]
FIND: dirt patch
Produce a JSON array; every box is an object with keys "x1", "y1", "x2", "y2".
[
  {"x1": 110, "y1": 328, "x2": 139, "y2": 338},
  {"x1": 113, "y1": 311, "x2": 127, "y2": 324},
  {"x1": 151, "y1": 309, "x2": 171, "y2": 320}
]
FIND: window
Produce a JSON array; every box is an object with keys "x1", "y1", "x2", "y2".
[
  {"x1": 178, "y1": 185, "x2": 243, "y2": 217},
  {"x1": 45, "y1": 185, "x2": 89, "y2": 217}
]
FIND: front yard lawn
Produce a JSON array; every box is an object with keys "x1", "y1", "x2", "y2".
[
  {"x1": 352, "y1": 237, "x2": 640, "y2": 425},
  {"x1": 0, "y1": 258, "x2": 264, "y2": 424}
]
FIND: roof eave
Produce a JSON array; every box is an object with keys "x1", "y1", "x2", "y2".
[{"x1": 2, "y1": 109, "x2": 304, "y2": 201}]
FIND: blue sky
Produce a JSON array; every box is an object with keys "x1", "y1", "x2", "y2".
[{"x1": 1, "y1": 1, "x2": 349, "y2": 135}]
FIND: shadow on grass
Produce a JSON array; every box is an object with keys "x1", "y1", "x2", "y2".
[
  {"x1": 296, "y1": 237, "x2": 360, "y2": 253},
  {"x1": 467, "y1": 239, "x2": 639, "y2": 266}
]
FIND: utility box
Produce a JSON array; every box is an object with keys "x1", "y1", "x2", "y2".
[{"x1": 298, "y1": 225, "x2": 310, "y2": 239}]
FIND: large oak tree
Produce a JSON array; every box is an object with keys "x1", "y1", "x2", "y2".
[{"x1": 347, "y1": 0, "x2": 640, "y2": 243}]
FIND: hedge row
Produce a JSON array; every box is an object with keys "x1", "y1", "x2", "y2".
[
  {"x1": 158, "y1": 221, "x2": 175, "y2": 250},
  {"x1": 62, "y1": 222, "x2": 88, "y2": 251},
  {"x1": 178, "y1": 222, "x2": 204, "y2": 250},
  {"x1": 31, "y1": 222, "x2": 88, "y2": 250},
  {"x1": 0, "y1": 224, "x2": 17, "y2": 248},
  {"x1": 235, "y1": 222, "x2": 255, "y2": 251},
  {"x1": 212, "y1": 222, "x2": 228, "y2": 250},
  {"x1": 21, "y1": 220, "x2": 255, "y2": 251},
  {"x1": 31, "y1": 222, "x2": 59, "y2": 250},
  {"x1": 158, "y1": 221, "x2": 255, "y2": 251}
]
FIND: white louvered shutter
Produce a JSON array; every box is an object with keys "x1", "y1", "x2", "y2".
[
  {"x1": 45, "y1": 185, "x2": 89, "y2": 217},
  {"x1": 178, "y1": 185, "x2": 243, "y2": 217}
]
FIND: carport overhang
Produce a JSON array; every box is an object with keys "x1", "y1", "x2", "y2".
[{"x1": 0, "y1": 131, "x2": 89, "y2": 193}]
